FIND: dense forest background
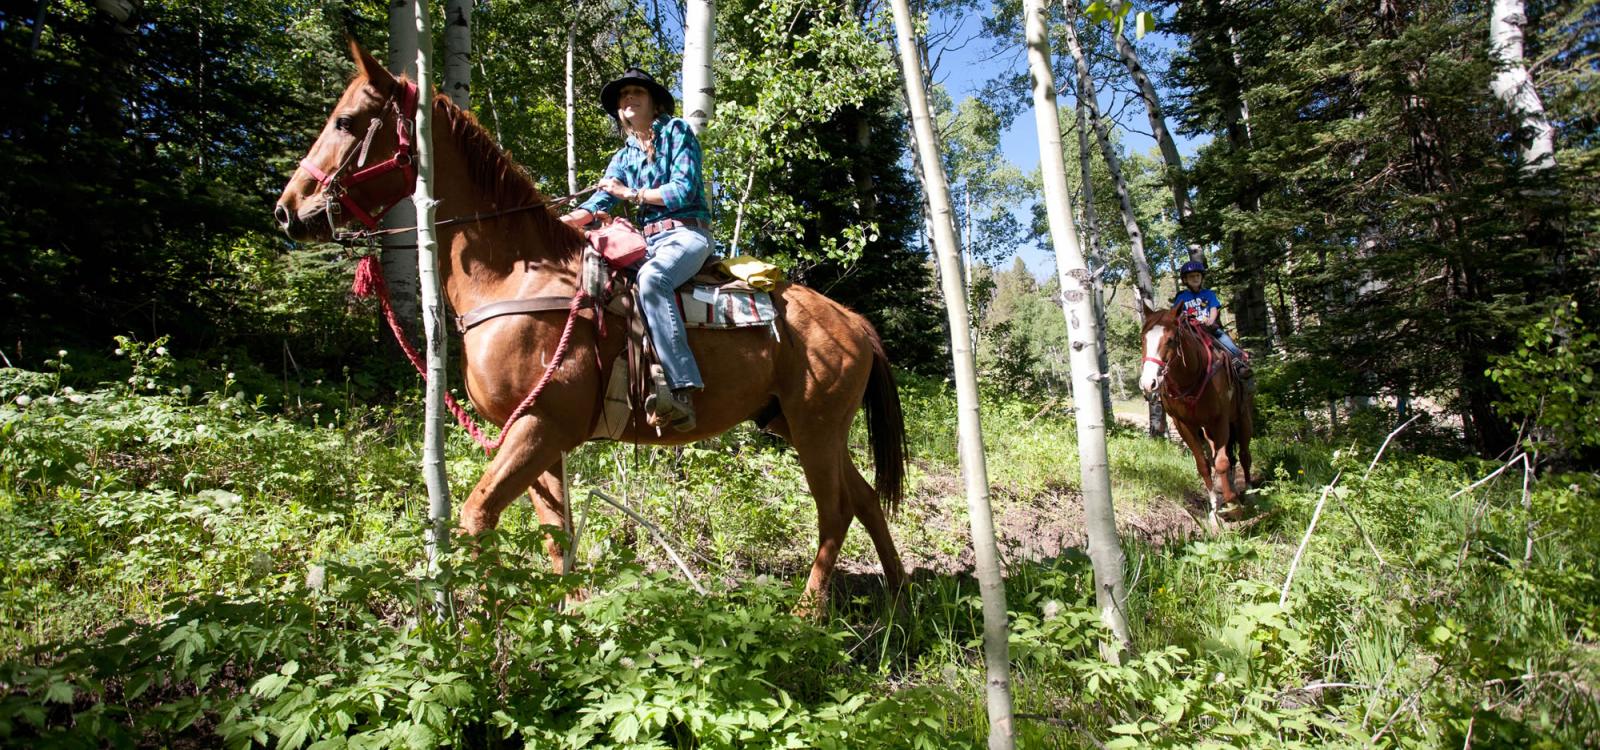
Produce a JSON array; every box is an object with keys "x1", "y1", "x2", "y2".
[{"x1": 3, "y1": 0, "x2": 1595, "y2": 462}]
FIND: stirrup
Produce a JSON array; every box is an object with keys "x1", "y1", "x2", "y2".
[{"x1": 644, "y1": 388, "x2": 696, "y2": 432}]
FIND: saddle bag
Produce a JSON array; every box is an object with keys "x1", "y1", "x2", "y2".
[{"x1": 587, "y1": 216, "x2": 648, "y2": 269}]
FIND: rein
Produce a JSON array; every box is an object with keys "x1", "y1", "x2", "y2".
[{"x1": 352, "y1": 254, "x2": 590, "y2": 455}]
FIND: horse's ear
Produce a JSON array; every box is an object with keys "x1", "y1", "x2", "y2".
[
  {"x1": 349, "y1": 38, "x2": 394, "y2": 90},
  {"x1": 1137, "y1": 292, "x2": 1162, "y2": 318}
]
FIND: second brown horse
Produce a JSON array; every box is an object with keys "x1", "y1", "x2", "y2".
[
  {"x1": 274, "y1": 43, "x2": 907, "y2": 611},
  {"x1": 1137, "y1": 302, "x2": 1254, "y2": 529}
]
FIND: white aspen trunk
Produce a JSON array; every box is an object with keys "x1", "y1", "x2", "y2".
[
  {"x1": 1027, "y1": 0, "x2": 1133, "y2": 659},
  {"x1": 565, "y1": 2, "x2": 581, "y2": 193},
  {"x1": 384, "y1": 0, "x2": 421, "y2": 327},
  {"x1": 888, "y1": 1, "x2": 1014, "y2": 746},
  {"x1": 412, "y1": 0, "x2": 452, "y2": 578},
  {"x1": 443, "y1": 0, "x2": 471, "y2": 108},
  {"x1": 1075, "y1": 101, "x2": 1115, "y2": 419},
  {"x1": 681, "y1": 0, "x2": 715, "y2": 135},
  {"x1": 1489, "y1": 0, "x2": 1557, "y2": 173},
  {"x1": 1108, "y1": 1, "x2": 1200, "y2": 263}
]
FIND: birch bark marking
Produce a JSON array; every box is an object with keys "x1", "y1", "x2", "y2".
[
  {"x1": 443, "y1": 0, "x2": 471, "y2": 109},
  {"x1": 411, "y1": 0, "x2": 452, "y2": 574},
  {"x1": 887, "y1": 0, "x2": 1015, "y2": 745},
  {"x1": 1027, "y1": 0, "x2": 1133, "y2": 659},
  {"x1": 1489, "y1": 0, "x2": 1557, "y2": 173},
  {"x1": 681, "y1": 0, "x2": 715, "y2": 136},
  {"x1": 384, "y1": 0, "x2": 421, "y2": 327}
]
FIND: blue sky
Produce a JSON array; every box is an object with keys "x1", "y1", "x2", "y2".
[{"x1": 927, "y1": 7, "x2": 1206, "y2": 278}]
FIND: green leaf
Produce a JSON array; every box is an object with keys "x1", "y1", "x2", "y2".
[
  {"x1": 44, "y1": 680, "x2": 75, "y2": 705},
  {"x1": 1136, "y1": 11, "x2": 1156, "y2": 38}
]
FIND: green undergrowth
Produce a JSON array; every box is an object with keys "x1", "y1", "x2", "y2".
[{"x1": 1, "y1": 362, "x2": 1596, "y2": 747}]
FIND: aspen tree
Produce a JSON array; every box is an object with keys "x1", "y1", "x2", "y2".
[
  {"x1": 886, "y1": 1, "x2": 1015, "y2": 746},
  {"x1": 1025, "y1": 0, "x2": 1133, "y2": 658},
  {"x1": 409, "y1": 0, "x2": 451, "y2": 573},
  {"x1": 384, "y1": 0, "x2": 421, "y2": 326}
]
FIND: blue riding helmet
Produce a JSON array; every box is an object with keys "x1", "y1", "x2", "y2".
[{"x1": 1179, "y1": 260, "x2": 1207, "y2": 275}]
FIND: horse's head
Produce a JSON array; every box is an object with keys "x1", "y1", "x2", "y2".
[
  {"x1": 1137, "y1": 296, "x2": 1180, "y2": 397},
  {"x1": 275, "y1": 41, "x2": 419, "y2": 242}
]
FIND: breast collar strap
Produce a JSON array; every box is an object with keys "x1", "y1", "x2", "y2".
[{"x1": 299, "y1": 81, "x2": 420, "y2": 230}]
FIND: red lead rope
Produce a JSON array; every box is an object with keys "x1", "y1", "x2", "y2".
[{"x1": 353, "y1": 255, "x2": 588, "y2": 455}]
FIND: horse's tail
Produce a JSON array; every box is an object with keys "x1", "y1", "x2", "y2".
[{"x1": 862, "y1": 322, "x2": 907, "y2": 513}]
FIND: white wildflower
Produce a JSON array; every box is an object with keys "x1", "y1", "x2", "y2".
[
  {"x1": 44, "y1": 396, "x2": 59, "y2": 406},
  {"x1": 305, "y1": 564, "x2": 326, "y2": 591},
  {"x1": 57, "y1": 350, "x2": 66, "y2": 358},
  {"x1": 1042, "y1": 599, "x2": 1062, "y2": 620},
  {"x1": 15, "y1": 395, "x2": 32, "y2": 407},
  {"x1": 69, "y1": 395, "x2": 85, "y2": 404},
  {"x1": 61, "y1": 386, "x2": 74, "y2": 395},
  {"x1": 155, "y1": 346, "x2": 167, "y2": 356}
]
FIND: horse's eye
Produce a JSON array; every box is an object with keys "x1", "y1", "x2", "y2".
[{"x1": 335, "y1": 116, "x2": 354, "y2": 133}]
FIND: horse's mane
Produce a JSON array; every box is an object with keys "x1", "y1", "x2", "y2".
[{"x1": 418, "y1": 86, "x2": 584, "y2": 257}]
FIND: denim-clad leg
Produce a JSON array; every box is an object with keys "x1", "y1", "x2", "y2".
[
  {"x1": 637, "y1": 226, "x2": 713, "y2": 390},
  {"x1": 1215, "y1": 330, "x2": 1245, "y2": 359}
]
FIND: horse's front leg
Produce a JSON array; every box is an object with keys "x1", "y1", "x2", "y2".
[
  {"x1": 461, "y1": 415, "x2": 567, "y2": 536},
  {"x1": 1204, "y1": 423, "x2": 1235, "y2": 525}
]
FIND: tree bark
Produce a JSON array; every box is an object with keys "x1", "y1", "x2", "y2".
[
  {"x1": 384, "y1": 0, "x2": 421, "y2": 328},
  {"x1": 1075, "y1": 101, "x2": 1115, "y2": 420},
  {"x1": 443, "y1": 0, "x2": 471, "y2": 109},
  {"x1": 565, "y1": 0, "x2": 583, "y2": 193},
  {"x1": 1109, "y1": 1, "x2": 1201, "y2": 264},
  {"x1": 681, "y1": 0, "x2": 715, "y2": 135},
  {"x1": 1488, "y1": 0, "x2": 1557, "y2": 174},
  {"x1": 1027, "y1": 0, "x2": 1133, "y2": 660},
  {"x1": 411, "y1": 0, "x2": 451, "y2": 588},
  {"x1": 887, "y1": 1, "x2": 1014, "y2": 746}
]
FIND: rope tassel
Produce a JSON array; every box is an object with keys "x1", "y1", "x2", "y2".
[
  {"x1": 352, "y1": 253, "x2": 589, "y2": 456},
  {"x1": 352, "y1": 254, "x2": 383, "y2": 299}
]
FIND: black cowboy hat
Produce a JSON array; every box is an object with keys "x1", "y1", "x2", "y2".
[{"x1": 600, "y1": 68, "x2": 675, "y2": 119}]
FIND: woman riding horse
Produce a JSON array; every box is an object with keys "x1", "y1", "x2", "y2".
[
  {"x1": 273, "y1": 43, "x2": 907, "y2": 613},
  {"x1": 559, "y1": 69, "x2": 709, "y2": 432}
]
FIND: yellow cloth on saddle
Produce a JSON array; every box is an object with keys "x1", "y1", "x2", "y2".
[{"x1": 715, "y1": 255, "x2": 784, "y2": 291}]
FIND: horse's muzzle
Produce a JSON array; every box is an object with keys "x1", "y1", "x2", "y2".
[{"x1": 275, "y1": 200, "x2": 328, "y2": 243}]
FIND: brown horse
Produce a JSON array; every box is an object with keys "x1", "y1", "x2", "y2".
[
  {"x1": 1137, "y1": 302, "x2": 1253, "y2": 528},
  {"x1": 274, "y1": 43, "x2": 907, "y2": 611}
]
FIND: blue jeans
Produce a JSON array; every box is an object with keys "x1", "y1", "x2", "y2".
[
  {"x1": 638, "y1": 225, "x2": 713, "y2": 390},
  {"x1": 1215, "y1": 329, "x2": 1245, "y2": 359}
]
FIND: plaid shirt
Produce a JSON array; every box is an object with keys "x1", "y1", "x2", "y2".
[{"x1": 578, "y1": 115, "x2": 710, "y2": 225}]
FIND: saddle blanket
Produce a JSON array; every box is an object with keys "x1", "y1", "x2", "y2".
[{"x1": 675, "y1": 285, "x2": 777, "y2": 329}]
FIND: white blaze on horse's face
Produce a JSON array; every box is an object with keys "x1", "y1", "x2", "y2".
[{"x1": 1139, "y1": 324, "x2": 1166, "y2": 395}]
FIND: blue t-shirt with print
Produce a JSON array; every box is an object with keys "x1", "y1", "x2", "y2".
[{"x1": 1172, "y1": 289, "x2": 1221, "y2": 321}]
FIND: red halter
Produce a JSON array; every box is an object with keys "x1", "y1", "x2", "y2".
[{"x1": 298, "y1": 81, "x2": 420, "y2": 229}]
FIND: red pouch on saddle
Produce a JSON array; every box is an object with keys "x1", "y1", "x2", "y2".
[{"x1": 587, "y1": 217, "x2": 648, "y2": 269}]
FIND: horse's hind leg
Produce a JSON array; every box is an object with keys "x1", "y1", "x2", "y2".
[
  {"x1": 527, "y1": 466, "x2": 574, "y2": 574},
  {"x1": 843, "y1": 460, "x2": 906, "y2": 594},
  {"x1": 785, "y1": 430, "x2": 856, "y2": 618}
]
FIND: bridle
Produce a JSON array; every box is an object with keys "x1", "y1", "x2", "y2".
[
  {"x1": 1143, "y1": 315, "x2": 1217, "y2": 405},
  {"x1": 298, "y1": 80, "x2": 420, "y2": 230}
]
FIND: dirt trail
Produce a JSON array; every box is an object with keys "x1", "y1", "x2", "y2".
[{"x1": 839, "y1": 464, "x2": 1202, "y2": 579}]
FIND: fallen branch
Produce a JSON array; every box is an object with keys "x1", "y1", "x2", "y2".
[
  {"x1": 587, "y1": 489, "x2": 707, "y2": 595},
  {"x1": 1365, "y1": 415, "x2": 1421, "y2": 481},
  {"x1": 1371, "y1": 662, "x2": 1446, "y2": 746},
  {"x1": 1280, "y1": 470, "x2": 1343, "y2": 607},
  {"x1": 1448, "y1": 452, "x2": 1526, "y2": 501}
]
